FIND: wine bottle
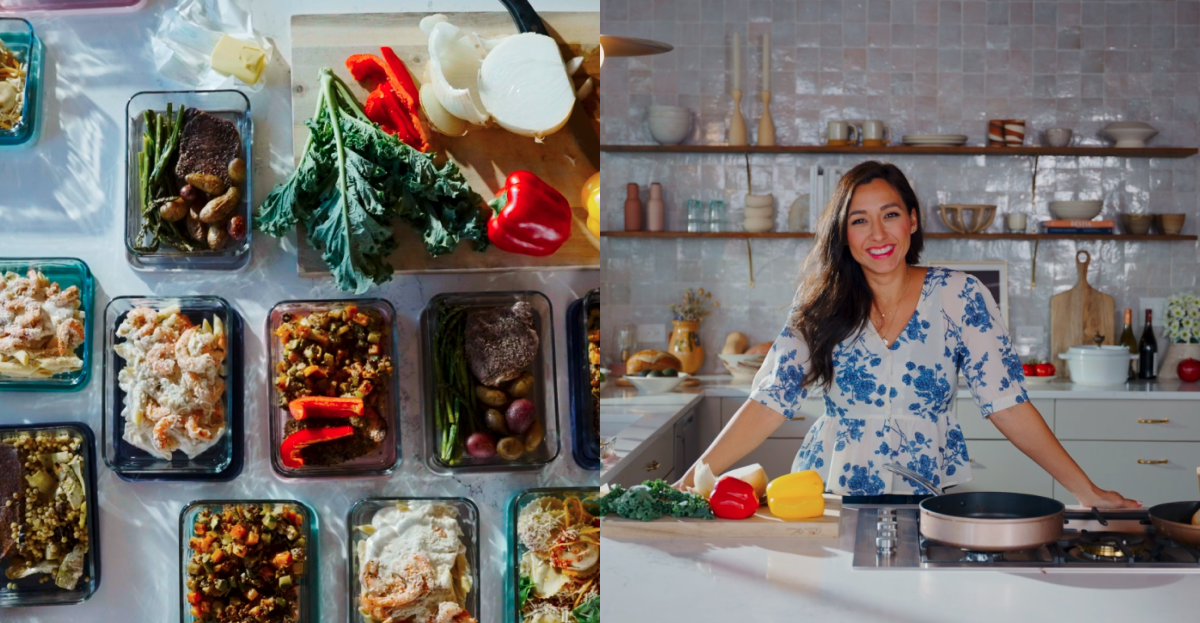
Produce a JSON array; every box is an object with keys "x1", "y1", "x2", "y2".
[
  {"x1": 1138, "y1": 309, "x2": 1158, "y2": 380},
  {"x1": 1120, "y1": 308, "x2": 1138, "y2": 379}
]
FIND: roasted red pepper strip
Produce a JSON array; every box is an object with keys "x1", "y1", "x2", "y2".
[
  {"x1": 487, "y1": 171, "x2": 572, "y2": 256},
  {"x1": 288, "y1": 396, "x2": 365, "y2": 420},
  {"x1": 709, "y1": 476, "x2": 760, "y2": 520},
  {"x1": 280, "y1": 426, "x2": 354, "y2": 468}
]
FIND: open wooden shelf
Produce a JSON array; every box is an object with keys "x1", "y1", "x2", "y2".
[
  {"x1": 601, "y1": 144, "x2": 1199, "y2": 158},
  {"x1": 602, "y1": 231, "x2": 1198, "y2": 241}
]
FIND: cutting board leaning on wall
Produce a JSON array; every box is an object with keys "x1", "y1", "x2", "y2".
[{"x1": 1050, "y1": 250, "x2": 1115, "y2": 379}]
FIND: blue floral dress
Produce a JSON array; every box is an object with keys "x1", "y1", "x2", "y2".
[{"x1": 748, "y1": 268, "x2": 1029, "y2": 496}]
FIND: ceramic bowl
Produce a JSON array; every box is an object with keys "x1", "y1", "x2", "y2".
[
  {"x1": 937, "y1": 204, "x2": 997, "y2": 233},
  {"x1": 648, "y1": 115, "x2": 690, "y2": 145},
  {"x1": 625, "y1": 373, "x2": 689, "y2": 395},
  {"x1": 1120, "y1": 213, "x2": 1153, "y2": 235},
  {"x1": 1102, "y1": 122, "x2": 1158, "y2": 148},
  {"x1": 743, "y1": 216, "x2": 775, "y2": 232},
  {"x1": 648, "y1": 105, "x2": 689, "y2": 115},
  {"x1": 743, "y1": 205, "x2": 774, "y2": 219},
  {"x1": 1049, "y1": 200, "x2": 1103, "y2": 220},
  {"x1": 1156, "y1": 213, "x2": 1186, "y2": 235},
  {"x1": 718, "y1": 353, "x2": 767, "y2": 382}
]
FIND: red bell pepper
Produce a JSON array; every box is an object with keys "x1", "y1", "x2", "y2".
[
  {"x1": 709, "y1": 476, "x2": 760, "y2": 520},
  {"x1": 487, "y1": 171, "x2": 573, "y2": 257},
  {"x1": 288, "y1": 396, "x2": 365, "y2": 420},
  {"x1": 280, "y1": 426, "x2": 354, "y2": 468},
  {"x1": 344, "y1": 48, "x2": 429, "y2": 152}
]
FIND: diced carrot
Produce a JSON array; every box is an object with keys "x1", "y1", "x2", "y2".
[
  {"x1": 272, "y1": 551, "x2": 293, "y2": 569},
  {"x1": 194, "y1": 522, "x2": 206, "y2": 536},
  {"x1": 187, "y1": 590, "x2": 203, "y2": 605},
  {"x1": 302, "y1": 365, "x2": 325, "y2": 379},
  {"x1": 245, "y1": 587, "x2": 259, "y2": 602},
  {"x1": 246, "y1": 530, "x2": 259, "y2": 546},
  {"x1": 230, "y1": 524, "x2": 247, "y2": 541},
  {"x1": 344, "y1": 304, "x2": 358, "y2": 318},
  {"x1": 211, "y1": 547, "x2": 225, "y2": 563}
]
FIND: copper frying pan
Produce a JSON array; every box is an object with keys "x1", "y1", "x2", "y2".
[{"x1": 1147, "y1": 502, "x2": 1200, "y2": 547}]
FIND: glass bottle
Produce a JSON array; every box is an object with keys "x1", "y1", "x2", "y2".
[
  {"x1": 1120, "y1": 308, "x2": 1137, "y2": 379},
  {"x1": 1138, "y1": 309, "x2": 1158, "y2": 379}
]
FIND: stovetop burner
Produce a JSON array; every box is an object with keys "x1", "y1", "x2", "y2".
[{"x1": 852, "y1": 505, "x2": 1200, "y2": 572}]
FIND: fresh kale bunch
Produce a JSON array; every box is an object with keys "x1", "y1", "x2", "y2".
[
  {"x1": 256, "y1": 68, "x2": 487, "y2": 293},
  {"x1": 596, "y1": 480, "x2": 713, "y2": 522}
]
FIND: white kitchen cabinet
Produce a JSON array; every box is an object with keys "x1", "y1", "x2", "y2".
[
  {"x1": 953, "y1": 440, "x2": 1054, "y2": 497},
  {"x1": 1055, "y1": 400, "x2": 1200, "y2": 441},
  {"x1": 607, "y1": 427, "x2": 675, "y2": 487},
  {"x1": 1057, "y1": 441, "x2": 1200, "y2": 506},
  {"x1": 725, "y1": 438, "x2": 804, "y2": 481},
  {"x1": 955, "y1": 398, "x2": 1054, "y2": 439},
  {"x1": 720, "y1": 397, "x2": 819, "y2": 439}
]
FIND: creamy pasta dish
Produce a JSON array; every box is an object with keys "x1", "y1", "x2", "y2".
[
  {"x1": 0, "y1": 40, "x2": 25, "y2": 131},
  {"x1": 0, "y1": 270, "x2": 86, "y2": 378},
  {"x1": 114, "y1": 307, "x2": 227, "y2": 459}
]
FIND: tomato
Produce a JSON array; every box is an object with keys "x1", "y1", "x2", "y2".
[
  {"x1": 1035, "y1": 362, "x2": 1056, "y2": 377},
  {"x1": 1022, "y1": 363, "x2": 1037, "y2": 377}
]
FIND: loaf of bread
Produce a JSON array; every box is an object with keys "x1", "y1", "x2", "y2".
[
  {"x1": 625, "y1": 350, "x2": 683, "y2": 375},
  {"x1": 744, "y1": 341, "x2": 774, "y2": 356}
]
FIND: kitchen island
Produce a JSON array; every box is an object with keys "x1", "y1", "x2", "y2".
[
  {"x1": 602, "y1": 378, "x2": 1200, "y2": 504},
  {"x1": 600, "y1": 505, "x2": 1200, "y2": 623}
]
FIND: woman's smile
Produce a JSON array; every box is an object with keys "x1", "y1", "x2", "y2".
[{"x1": 866, "y1": 244, "x2": 895, "y2": 258}]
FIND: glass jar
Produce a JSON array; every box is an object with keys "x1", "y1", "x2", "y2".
[
  {"x1": 708, "y1": 200, "x2": 727, "y2": 232},
  {"x1": 686, "y1": 199, "x2": 707, "y2": 232}
]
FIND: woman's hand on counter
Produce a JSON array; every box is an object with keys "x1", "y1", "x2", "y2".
[
  {"x1": 1073, "y1": 487, "x2": 1142, "y2": 510},
  {"x1": 674, "y1": 399, "x2": 785, "y2": 492}
]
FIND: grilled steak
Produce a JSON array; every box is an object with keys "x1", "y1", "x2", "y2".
[
  {"x1": 465, "y1": 302, "x2": 539, "y2": 387},
  {"x1": 0, "y1": 443, "x2": 21, "y2": 561},
  {"x1": 175, "y1": 109, "x2": 242, "y2": 188}
]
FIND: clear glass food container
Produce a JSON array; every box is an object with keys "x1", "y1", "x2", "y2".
[
  {"x1": 505, "y1": 488, "x2": 601, "y2": 623},
  {"x1": 0, "y1": 258, "x2": 93, "y2": 392},
  {"x1": 124, "y1": 90, "x2": 252, "y2": 271},
  {"x1": 102, "y1": 296, "x2": 243, "y2": 481},
  {"x1": 0, "y1": 422, "x2": 101, "y2": 607},
  {"x1": 567, "y1": 289, "x2": 600, "y2": 470},
  {"x1": 346, "y1": 497, "x2": 480, "y2": 623},
  {"x1": 0, "y1": 18, "x2": 43, "y2": 150},
  {"x1": 266, "y1": 299, "x2": 401, "y2": 478},
  {"x1": 178, "y1": 500, "x2": 317, "y2": 623},
  {"x1": 420, "y1": 291, "x2": 560, "y2": 474},
  {"x1": 0, "y1": 0, "x2": 146, "y2": 12}
]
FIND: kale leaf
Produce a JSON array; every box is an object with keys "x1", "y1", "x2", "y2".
[
  {"x1": 596, "y1": 480, "x2": 713, "y2": 522},
  {"x1": 572, "y1": 595, "x2": 599, "y2": 623},
  {"x1": 255, "y1": 68, "x2": 486, "y2": 293},
  {"x1": 517, "y1": 574, "x2": 536, "y2": 611}
]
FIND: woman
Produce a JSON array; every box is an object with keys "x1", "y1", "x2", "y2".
[{"x1": 676, "y1": 161, "x2": 1138, "y2": 509}]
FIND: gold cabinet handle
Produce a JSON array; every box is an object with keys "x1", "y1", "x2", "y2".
[
  {"x1": 645, "y1": 460, "x2": 660, "y2": 471},
  {"x1": 1136, "y1": 418, "x2": 1170, "y2": 424},
  {"x1": 1136, "y1": 459, "x2": 1169, "y2": 465},
  {"x1": 795, "y1": 416, "x2": 806, "y2": 421}
]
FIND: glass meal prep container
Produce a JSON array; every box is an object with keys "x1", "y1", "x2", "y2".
[
  {"x1": 0, "y1": 422, "x2": 101, "y2": 607},
  {"x1": 420, "y1": 291, "x2": 560, "y2": 474},
  {"x1": 0, "y1": 0, "x2": 145, "y2": 12},
  {"x1": 0, "y1": 258, "x2": 94, "y2": 392},
  {"x1": 179, "y1": 500, "x2": 317, "y2": 623},
  {"x1": 505, "y1": 488, "x2": 600, "y2": 623},
  {"x1": 346, "y1": 497, "x2": 480, "y2": 623},
  {"x1": 101, "y1": 296, "x2": 243, "y2": 481},
  {"x1": 266, "y1": 299, "x2": 401, "y2": 478},
  {"x1": 0, "y1": 18, "x2": 43, "y2": 150},
  {"x1": 566, "y1": 289, "x2": 600, "y2": 470},
  {"x1": 124, "y1": 89, "x2": 252, "y2": 271}
]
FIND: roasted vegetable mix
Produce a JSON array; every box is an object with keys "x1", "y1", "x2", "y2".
[
  {"x1": 586, "y1": 304, "x2": 600, "y2": 441},
  {"x1": 274, "y1": 305, "x2": 393, "y2": 468},
  {"x1": 185, "y1": 504, "x2": 307, "y2": 622},
  {"x1": 0, "y1": 432, "x2": 89, "y2": 592},
  {"x1": 515, "y1": 494, "x2": 599, "y2": 623}
]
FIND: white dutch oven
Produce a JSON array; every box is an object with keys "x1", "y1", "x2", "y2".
[{"x1": 1057, "y1": 345, "x2": 1135, "y2": 386}]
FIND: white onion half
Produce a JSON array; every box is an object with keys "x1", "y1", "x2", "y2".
[
  {"x1": 478, "y1": 33, "x2": 575, "y2": 139},
  {"x1": 420, "y1": 83, "x2": 468, "y2": 136},
  {"x1": 427, "y1": 21, "x2": 490, "y2": 125}
]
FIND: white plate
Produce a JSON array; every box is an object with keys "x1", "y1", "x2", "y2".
[
  {"x1": 625, "y1": 373, "x2": 690, "y2": 395},
  {"x1": 1024, "y1": 375, "x2": 1055, "y2": 385},
  {"x1": 903, "y1": 134, "x2": 968, "y2": 140}
]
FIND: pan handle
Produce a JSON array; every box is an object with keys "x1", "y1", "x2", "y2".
[
  {"x1": 1089, "y1": 507, "x2": 1109, "y2": 526},
  {"x1": 884, "y1": 464, "x2": 944, "y2": 496}
]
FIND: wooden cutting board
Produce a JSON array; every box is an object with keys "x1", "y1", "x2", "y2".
[
  {"x1": 1050, "y1": 250, "x2": 1115, "y2": 379},
  {"x1": 601, "y1": 495, "x2": 841, "y2": 539},
  {"x1": 289, "y1": 12, "x2": 600, "y2": 275}
]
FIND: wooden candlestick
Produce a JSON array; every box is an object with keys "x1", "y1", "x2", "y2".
[
  {"x1": 757, "y1": 91, "x2": 775, "y2": 146},
  {"x1": 729, "y1": 90, "x2": 747, "y2": 146}
]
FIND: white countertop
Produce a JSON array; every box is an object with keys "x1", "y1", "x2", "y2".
[
  {"x1": 600, "y1": 376, "x2": 1200, "y2": 479},
  {"x1": 1, "y1": 1, "x2": 597, "y2": 621},
  {"x1": 600, "y1": 508, "x2": 1200, "y2": 623}
]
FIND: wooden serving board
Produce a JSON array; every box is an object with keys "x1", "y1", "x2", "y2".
[
  {"x1": 601, "y1": 495, "x2": 841, "y2": 539},
  {"x1": 1050, "y1": 250, "x2": 1115, "y2": 379},
  {"x1": 289, "y1": 12, "x2": 600, "y2": 275}
]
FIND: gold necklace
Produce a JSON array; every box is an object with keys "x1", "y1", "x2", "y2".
[{"x1": 874, "y1": 268, "x2": 912, "y2": 347}]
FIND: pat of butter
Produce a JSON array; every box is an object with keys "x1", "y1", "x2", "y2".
[{"x1": 210, "y1": 35, "x2": 266, "y2": 84}]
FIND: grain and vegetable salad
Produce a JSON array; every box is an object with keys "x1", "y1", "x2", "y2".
[
  {"x1": 274, "y1": 304, "x2": 393, "y2": 468},
  {"x1": 185, "y1": 503, "x2": 308, "y2": 622},
  {"x1": 0, "y1": 431, "x2": 89, "y2": 592},
  {"x1": 515, "y1": 493, "x2": 599, "y2": 623}
]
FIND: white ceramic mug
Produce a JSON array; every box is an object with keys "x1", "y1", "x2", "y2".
[
  {"x1": 861, "y1": 120, "x2": 889, "y2": 146},
  {"x1": 827, "y1": 120, "x2": 857, "y2": 145},
  {"x1": 1045, "y1": 128, "x2": 1073, "y2": 148},
  {"x1": 1005, "y1": 213, "x2": 1028, "y2": 233}
]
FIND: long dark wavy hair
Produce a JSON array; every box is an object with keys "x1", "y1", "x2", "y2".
[{"x1": 788, "y1": 161, "x2": 924, "y2": 392}]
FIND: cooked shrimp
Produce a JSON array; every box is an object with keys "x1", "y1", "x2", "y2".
[
  {"x1": 54, "y1": 318, "x2": 84, "y2": 355},
  {"x1": 434, "y1": 602, "x2": 477, "y2": 623},
  {"x1": 153, "y1": 415, "x2": 181, "y2": 453},
  {"x1": 174, "y1": 326, "x2": 226, "y2": 374},
  {"x1": 46, "y1": 285, "x2": 79, "y2": 308},
  {"x1": 146, "y1": 343, "x2": 177, "y2": 376},
  {"x1": 184, "y1": 410, "x2": 218, "y2": 441},
  {"x1": 360, "y1": 555, "x2": 435, "y2": 620},
  {"x1": 182, "y1": 371, "x2": 224, "y2": 404},
  {"x1": 145, "y1": 402, "x2": 174, "y2": 422}
]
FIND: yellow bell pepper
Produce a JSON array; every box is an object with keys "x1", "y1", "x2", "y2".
[
  {"x1": 583, "y1": 172, "x2": 601, "y2": 239},
  {"x1": 766, "y1": 470, "x2": 826, "y2": 520}
]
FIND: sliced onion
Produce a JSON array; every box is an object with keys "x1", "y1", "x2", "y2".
[
  {"x1": 576, "y1": 77, "x2": 594, "y2": 101},
  {"x1": 478, "y1": 33, "x2": 575, "y2": 139},
  {"x1": 420, "y1": 83, "x2": 468, "y2": 136},
  {"x1": 427, "y1": 21, "x2": 490, "y2": 125}
]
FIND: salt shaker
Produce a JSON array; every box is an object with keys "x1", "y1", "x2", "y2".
[
  {"x1": 647, "y1": 183, "x2": 665, "y2": 232},
  {"x1": 624, "y1": 183, "x2": 643, "y2": 231}
]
